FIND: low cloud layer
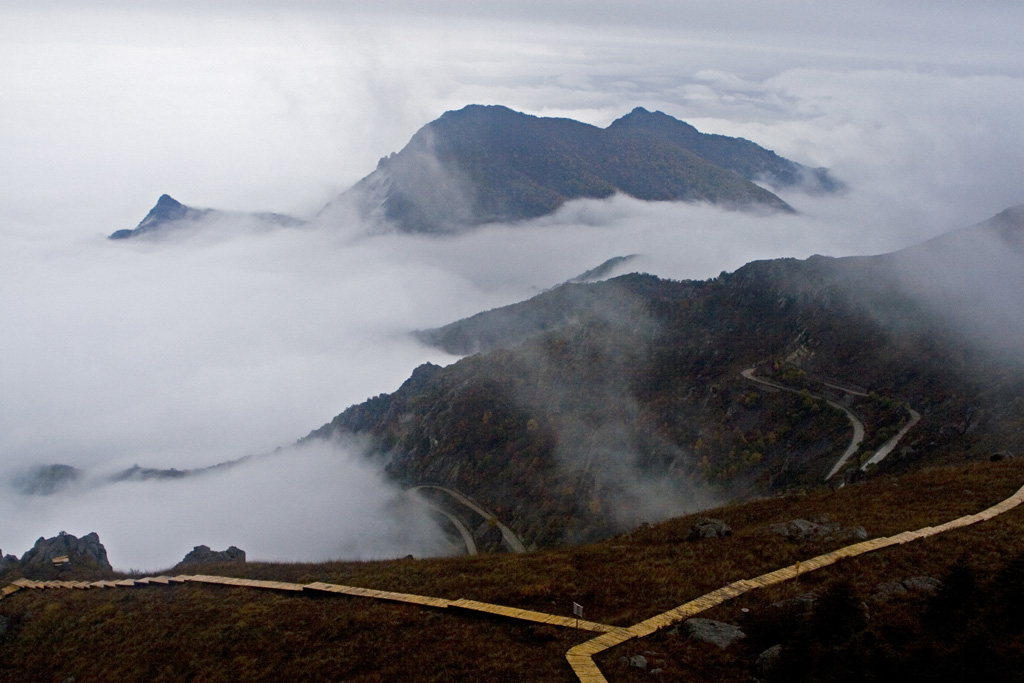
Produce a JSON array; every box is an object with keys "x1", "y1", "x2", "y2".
[
  {"x1": 2, "y1": 3, "x2": 1023, "y2": 569},
  {"x1": 1, "y1": 440, "x2": 452, "y2": 571}
]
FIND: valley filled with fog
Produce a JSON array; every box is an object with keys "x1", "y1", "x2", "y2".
[{"x1": 1, "y1": 2, "x2": 1023, "y2": 569}]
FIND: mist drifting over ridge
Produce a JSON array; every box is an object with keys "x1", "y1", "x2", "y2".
[{"x1": 2, "y1": 2, "x2": 1024, "y2": 569}]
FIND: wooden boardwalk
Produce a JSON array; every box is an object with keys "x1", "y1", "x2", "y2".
[
  {"x1": 0, "y1": 574, "x2": 616, "y2": 635},
  {"x1": 4, "y1": 482, "x2": 1024, "y2": 682},
  {"x1": 564, "y1": 480, "x2": 1024, "y2": 682}
]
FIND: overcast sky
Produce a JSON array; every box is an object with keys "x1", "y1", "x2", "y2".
[{"x1": 1, "y1": 2, "x2": 1022, "y2": 569}]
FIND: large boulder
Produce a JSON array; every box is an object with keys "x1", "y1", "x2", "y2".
[
  {"x1": 178, "y1": 545, "x2": 246, "y2": 566},
  {"x1": 680, "y1": 618, "x2": 746, "y2": 649},
  {"x1": 18, "y1": 531, "x2": 112, "y2": 573}
]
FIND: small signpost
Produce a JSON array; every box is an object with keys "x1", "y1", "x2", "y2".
[{"x1": 573, "y1": 602, "x2": 583, "y2": 629}]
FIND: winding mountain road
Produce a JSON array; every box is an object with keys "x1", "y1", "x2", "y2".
[
  {"x1": 741, "y1": 367, "x2": 865, "y2": 480},
  {"x1": 416, "y1": 496, "x2": 479, "y2": 555},
  {"x1": 410, "y1": 485, "x2": 527, "y2": 554},
  {"x1": 860, "y1": 407, "x2": 922, "y2": 471}
]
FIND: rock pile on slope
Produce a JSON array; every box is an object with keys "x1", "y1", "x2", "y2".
[{"x1": 769, "y1": 515, "x2": 867, "y2": 543}]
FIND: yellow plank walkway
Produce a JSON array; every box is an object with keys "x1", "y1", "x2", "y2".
[
  {"x1": 447, "y1": 598, "x2": 617, "y2": 633},
  {"x1": 564, "y1": 481, "x2": 1024, "y2": 682},
  {"x1": 0, "y1": 574, "x2": 615, "y2": 634}
]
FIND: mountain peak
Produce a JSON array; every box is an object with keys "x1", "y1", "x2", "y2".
[
  {"x1": 147, "y1": 194, "x2": 189, "y2": 221},
  {"x1": 611, "y1": 106, "x2": 696, "y2": 130},
  {"x1": 155, "y1": 193, "x2": 182, "y2": 208},
  {"x1": 109, "y1": 195, "x2": 304, "y2": 240},
  {"x1": 109, "y1": 194, "x2": 206, "y2": 239},
  {"x1": 331, "y1": 105, "x2": 824, "y2": 232}
]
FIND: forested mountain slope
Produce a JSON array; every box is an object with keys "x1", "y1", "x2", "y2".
[{"x1": 307, "y1": 205, "x2": 1024, "y2": 549}]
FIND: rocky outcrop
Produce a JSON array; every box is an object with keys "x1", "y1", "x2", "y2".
[
  {"x1": 769, "y1": 515, "x2": 867, "y2": 543},
  {"x1": 0, "y1": 551, "x2": 18, "y2": 573},
  {"x1": 18, "y1": 531, "x2": 112, "y2": 573},
  {"x1": 686, "y1": 518, "x2": 732, "y2": 541},
  {"x1": 178, "y1": 545, "x2": 246, "y2": 566}
]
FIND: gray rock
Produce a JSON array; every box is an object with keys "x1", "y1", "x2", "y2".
[
  {"x1": 764, "y1": 593, "x2": 817, "y2": 618},
  {"x1": 682, "y1": 617, "x2": 746, "y2": 649},
  {"x1": 871, "y1": 576, "x2": 941, "y2": 602},
  {"x1": 902, "y1": 576, "x2": 942, "y2": 595},
  {"x1": 686, "y1": 518, "x2": 732, "y2": 541},
  {"x1": 770, "y1": 518, "x2": 823, "y2": 540},
  {"x1": 628, "y1": 654, "x2": 648, "y2": 670},
  {"x1": 18, "y1": 531, "x2": 112, "y2": 573},
  {"x1": 769, "y1": 516, "x2": 866, "y2": 542},
  {"x1": 871, "y1": 581, "x2": 908, "y2": 602},
  {"x1": 756, "y1": 644, "x2": 782, "y2": 676},
  {"x1": 179, "y1": 545, "x2": 246, "y2": 565}
]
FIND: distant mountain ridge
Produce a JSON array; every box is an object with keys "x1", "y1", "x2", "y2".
[
  {"x1": 607, "y1": 107, "x2": 842, "y2": 194},
  {"x1": 324, "y1": 105, "x2": 843, "y2": 232},
  {"x1": 109, "y1": 194, "x2": 304, "y2": 239},
  {"x1": 111, "y1": 106, "x2": 842, "y2": 238}
]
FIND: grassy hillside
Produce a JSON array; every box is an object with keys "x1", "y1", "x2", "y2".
[{"x1": 4, "y1": 459, "x2": 1024, "y2": 681}]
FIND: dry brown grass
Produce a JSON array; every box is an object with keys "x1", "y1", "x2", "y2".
[{"x1": 3, "y1": 458, "x2": 1024, "y2": 681}]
